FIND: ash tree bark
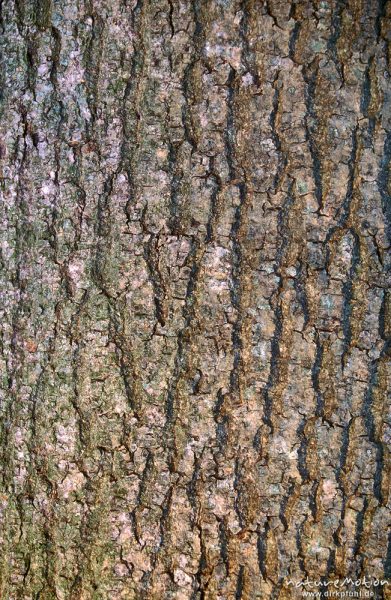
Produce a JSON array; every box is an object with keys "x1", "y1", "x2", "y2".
[{"x1": 0, "y1": 0, "x2": 390, "y2": 598}]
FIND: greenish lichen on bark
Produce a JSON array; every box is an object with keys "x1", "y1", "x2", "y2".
[{"x1": 0, "y1": 0, "x2": 390, "y2": 599}]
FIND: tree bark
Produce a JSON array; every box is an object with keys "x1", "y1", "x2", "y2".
[{"x1": 0, "y1": 0, "x2": 390, "y2": 598}]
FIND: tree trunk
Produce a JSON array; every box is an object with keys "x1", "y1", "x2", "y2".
[{"x1": 0, "y1": 0, "x2": 390, "y2": 598}]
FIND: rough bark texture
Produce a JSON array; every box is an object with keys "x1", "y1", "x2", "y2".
[{"x1": 0, "y1": 0, "x2": 390, "y2": 598}]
